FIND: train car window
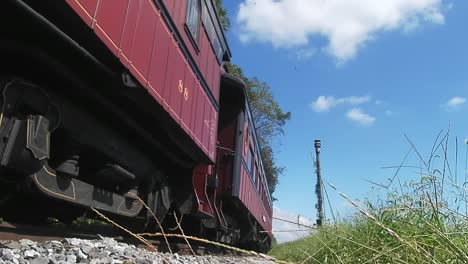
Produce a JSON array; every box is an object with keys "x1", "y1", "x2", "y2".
[
  {"x1": 255, "y1": 165, "x2": 260, "y2": 190},
  {"x1": 256, "y1": 171, "x2": 261, "y2": 191},
  {"x1": 247, "y1": 146, "x2": 253, "y2": 174},
  {"x1": 260, "y1": 184, "x2": 263, "y2": 202},
  {"x1": 252, "y1": 162, "x2": 257, "y2": 183},
  {"x1": 201, "y1": 0, "x2": 223, "y2": 62},
  {"x1": 186, "y1": 0, "x2": 200, "y2": 41}
]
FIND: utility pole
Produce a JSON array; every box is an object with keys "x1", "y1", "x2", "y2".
[{"x1": 314, "y1": 139, "x2": 324, "y2": 226}]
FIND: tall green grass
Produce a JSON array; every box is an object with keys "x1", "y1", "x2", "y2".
[{"x1": 270, "y1": 133, "x2": 468, "y2": 263}]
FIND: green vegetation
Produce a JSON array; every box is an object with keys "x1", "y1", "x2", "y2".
[
  {"x1": 43, "y1": 214, "x2": 111, "y2": 232},
  {"x1": 271, "y1": 204, "x2": 467, "y2": 263},
  {"x1": 71, "y1": 215, "x2": 111, "y2": 231},
  {"x1": 214, "y1": 0, "x2": 230, "y2": 31},
  {"x1": 270, "y1": 134, "x2": 468, "y2": 263}
]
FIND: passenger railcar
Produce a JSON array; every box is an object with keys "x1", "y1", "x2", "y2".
[{"x1": 0, "y1": 0, "x2": 272, "y2": 251}]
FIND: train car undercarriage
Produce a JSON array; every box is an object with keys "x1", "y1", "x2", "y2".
[
  {"x1": 0, "y1": 0, "x2": 183, "y2": 229},
  {"x1": 0, "y1": 0, "x2": 271, "y2": 253}
]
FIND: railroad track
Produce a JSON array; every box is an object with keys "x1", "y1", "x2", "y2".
[
  {"x1": 0, "y1": 221, "x2": 248, "y2": 257},
  {"x1": 0, "y1": 222, "x2": 105, "y2": 242}
]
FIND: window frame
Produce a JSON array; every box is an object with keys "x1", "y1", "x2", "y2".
[
  {"x1": 252, "y1": 162, "x2": 257, "y2": 185},
  {"x1": 247, "y1": 146, "x2": 254, "y2": 175},
  {"x1": 257, "y1": 170, "x2": 261, "y2": 191},
  {"x1": 185, "y1": 0, "x2": 201, "y2": 52}
]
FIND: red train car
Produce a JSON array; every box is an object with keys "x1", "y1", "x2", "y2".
[
  {"x1": 65, "y1": 0, "x2": 224, "y2": 162},
  {"x1": 0, "y1": 0, "x2": 271, "y2": 251},
  {"x1": 193, "y1": 74, "x2": 272, "y2": 249}
]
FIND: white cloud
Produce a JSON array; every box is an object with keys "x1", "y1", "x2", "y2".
[
  {"x1": 273, "y1": 207, "x2": 315, "y2": 244},
  {"x1": 311, "y1": 95, "x2": 371, "y2": 112},
  {"x1": 237, "y1": 0, "x2": 446, "y2": 62},
  {"x1": 296, "y1": 48, "x2": 316, "y2": 60},
  {"x1": 446, "y1": 96, "x2": 466, "y2": 106},
  {"x1": 403, "y1": 17, "x2": 421, "y2": 33},
  {"x1": 442, "y1": 96, "x2": 467, "y2": 112},
  {"x1": 346, "y1": 108, "x2": 376, "y2": 125},
  {"x1": 444, "y1": 96, "x2": 466, "y2": 111}
]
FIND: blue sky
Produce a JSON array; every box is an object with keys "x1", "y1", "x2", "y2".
[{"x1": 222, "y1": 0, "x2": 468, "y2": 242}]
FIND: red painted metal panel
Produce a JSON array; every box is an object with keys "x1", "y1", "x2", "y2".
[
  {"x1": 182, "y1": 39, "x2": 198, "y2": 64},
  {"x1": 240, "y1": 167, "x2": 245, "y2": 199},
  {"x1": 80, "y1": 0, "x2": 99, "y2": 20},
  {"x1": 147, "y1": 15, "x2": 171, "y2": 104},
  {"x1": 205, "y1": 103, "x2": 214, "y2": 159},
  {"x1": 191, "y1": 79, "x2": 203, "y2": 144},
  {"x1": 197, "y1": 33, "x2": 206, "y2": 79},
  {"x1": 201, "y1": 93, "x2": 211, "y2": 153},
  {"x1": 119, "y1": 0, "x2": 141, "y2": 68},
  {"x1": 181, "y1": 66, "x2": 196, "y2": 134},
  {"x1": 238, "y1": 157, "x2": 272, "y2": 233},
  {"x1": 207, "y1": 61, "x2": 218, "y2": 102},
  {"x1": 200, "y1": 97, "x2": 209, "y2": 151},
  {"x1": 195, "y1": 32, "x2": 203, "y2": 72},
  {"x1": 66, "y1": 0, "x2": 96, "y2": 25},
  {"x1": 194, "y1": 33, "x2": 203, "y2": 71},
  {"x1": 172, "y1": 0, "x2": 183, "y2": 28},
  {"x1": 211, "y1": 53, "x2": 218, "y2": 95},
  {"x1": 167, "y1": 48, "x2": 186, "y2": 121},
  {"x1": 72, "y1": 0, "x2": 99, "y2": 26},
  {"x1": 193, "y1": 167, "x2": 214, "y2": 217},
  {"x1": 193, "y1": 82, "x2": 205, "y2": 147},
  {"x1": 94, "y1": 0, "x2": 128, "y2": 55},
  {"x1": 189, "y1": 79, "x2": 199, "y2": 141},
  {"x1": 208, "y1": 106, "x2": 217, "y2": 160},
  {"x1": 244, "y1": 169, "x2": 249, "y2": 204},
  {"x1": 162, "y1": 40, "x2": 179, "y2": 110},
  {"x1": 205, "y1": 50, "x2": 214, "y2": 94},
  {"x1": 212, "y1": 64, "x2": 220, "y2": 102},
  {"x1": 211, "y1": 56, "x2": 219, "y2": 97},
  {"x1": 184, "y1": 41, "x2": 197, "y2": 63},
  {"x1": 162, "y1": 0, "x2": 175, "y2": 18},
  {"x1": 129, "y1": 0, "x2": 158, "y2": 86}
]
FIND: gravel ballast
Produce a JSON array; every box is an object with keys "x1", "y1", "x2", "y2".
[{"x1": 0, "y1": 238, "x2": 274, "y2": 264}]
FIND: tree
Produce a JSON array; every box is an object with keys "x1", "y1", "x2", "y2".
[
  {"x1": 213, "y1": 0, "x2": 231, "y2": 31},
  {"x1": 227, "y1": 64, "x2": 291, "y2": 198}
]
